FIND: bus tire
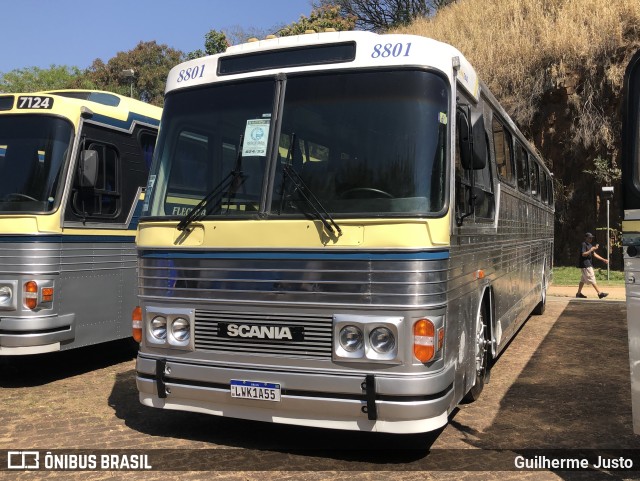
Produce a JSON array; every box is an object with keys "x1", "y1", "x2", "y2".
[
  {"x1": 533, "y1": 270, "x2": 547, "y2": 315},
  {"x1": 462, "y1": 301, "x2": 491, "y2": 403}
]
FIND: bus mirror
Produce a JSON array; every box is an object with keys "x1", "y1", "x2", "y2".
[
  {"x1": 79, "y1": 150, "x2": 98, "y2": 188},
  {"x1": 470, "y1": 112, "x2": 487, "y2": 170},
  {"x1": 457, "y1": 109, "x2": 474, "y2": 170}
]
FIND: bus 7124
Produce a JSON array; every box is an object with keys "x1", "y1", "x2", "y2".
[
  {"x1": 0, "y1": 90, "x2": 161, "y2": 355},
  {"x1": 134, "y1": 31, "x2": 554, "y2": 434}
]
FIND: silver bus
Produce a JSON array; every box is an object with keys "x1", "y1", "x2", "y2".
[
  {"x1": 622, "y1": 50, "x2": 640, "y2": 434},
  {"x1": 0, "y1": 90, "x2": 161, "y2": 355},
  {"x1": 134, "y1": 31, "x2": 554, "y2": 433}
]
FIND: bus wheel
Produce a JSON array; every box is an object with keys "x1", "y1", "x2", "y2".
[
  {"x1": 533, "y1": 271, "x2": 547, "y2": 315},
  {"x1": 462, "y1": 302, "x2": 491, "y2": 403}
]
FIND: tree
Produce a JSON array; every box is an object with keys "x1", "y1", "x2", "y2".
[
  {"x1": 314, "y1": 0, "x2": 449, "y2": 32},
  {"x1": 186, "y1": 29, "x2": 230, "y2": 60},
  {"x1": 277, "y1": 5, "x2": 356, "y2": 37},
  {"x1": 84, "y1": 41, "x2": 183, "y2": 106},
  {"x1": 0, "y1": 65, "x2": 89, "y2": 93}
]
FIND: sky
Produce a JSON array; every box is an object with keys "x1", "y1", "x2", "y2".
[{"x1": 0, "y1": 0, "x2": 314, "y2": 73}]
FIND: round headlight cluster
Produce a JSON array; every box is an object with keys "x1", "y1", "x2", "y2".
[
  {"x1": 339, "y1": 325, "x2": 363, "y2": 352},
  {"x1": 0, "y1": 286, "x2": 12, "y2": 305},
  {"x1": 171, "y1": 317, "x2": 190, "y2": 342},
  {"x1": 369, "y1": 327, "x2": 395, "y2": 353},
  {"x1": 150, "y1": 316, "x2": 167, "y2": 340}
]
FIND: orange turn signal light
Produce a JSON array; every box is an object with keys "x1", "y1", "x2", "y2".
[
  {"x1": 132, "y1": 306, "x2": 143, "y2": 343},
  {"x1": 24, "y1": 281, "x2": 38, "y2": 310},
  {"x1": 41, "y1": 287, "x2": 54, "y2": 302},
  {"x1": 414, "y1": 319, "x2": 435, "y2": 363}
]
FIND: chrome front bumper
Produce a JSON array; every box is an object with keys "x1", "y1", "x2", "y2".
[
  {"x1": 136, "y1": 354, "x2": 455, "y2": 434},
  {"x1": 0, "y1": 313, "x2": 75, "y2": 355}
]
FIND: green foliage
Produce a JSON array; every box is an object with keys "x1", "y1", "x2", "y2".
[
  {"x1": 0, "y1": 65, "x2": 90, "y2": 93},
  {"x1": 204, "y1": 30, "x2": 229, "y2": 55},
  {"x1": 278, "y1": 5, "x2": 356, "y2": 37},
  {"x1": 186, "y1": 29, "x2": 229, "y2": 60},
  {"x1": 583, "y1": 156, "x2": 622, "y2": 185},
  {"x1": 83, "y1": 41, "x2": 183, "y2": 106}
]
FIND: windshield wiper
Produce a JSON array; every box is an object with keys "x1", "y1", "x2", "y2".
[
  {"x1": 278, "y1": 135, "x2": 341, "y2": 237},
  {"x1": 176, "y1": 171, "x2": 241, "y2": 231},
  {"x1": 177, "y1": 136, "x2": 245, "y2": 232}
]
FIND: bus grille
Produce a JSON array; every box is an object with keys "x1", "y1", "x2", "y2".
[{"x1": 194, "y1": 309, "x2": 333, "y2": 359}]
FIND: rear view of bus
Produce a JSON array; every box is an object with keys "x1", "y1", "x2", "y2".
[
  {"x1": 0, "y1": 91, "x2": 160, "y2": 355},
  {"x1": 135, "y1": 31, "x2": 553, "y2": 433}
]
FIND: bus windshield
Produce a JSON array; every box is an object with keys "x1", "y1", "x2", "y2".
[
  {"x1": 147, "y1": 70, "x2": 448, "y2": 218},
  {"x1": 0, "y1": 115, "x2": 72, "y2": 213}
]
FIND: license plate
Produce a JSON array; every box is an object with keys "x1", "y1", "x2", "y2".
[{"x1": 230, "y1": 380, "x2": 281, "y2": 402}]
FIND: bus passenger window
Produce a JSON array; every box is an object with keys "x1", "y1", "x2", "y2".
[
  {"x1": 540, "y1": 171, "x2": 548, "y2": 203},
  {"x1": 139, "y1": 132, "x2": 157, "y2": 170},
  {"x1": 72, "y1": 142, "x2": 120, "y2": 217},
  {"x1": 515, "y1": 142, "x2": 529, "y2": 193},
  {"x1": 530, "y1": 160, "x2": 540, "y2": 198},
  {"x1": 492, "y1": 117, "x2": 514, "y2": 185}
]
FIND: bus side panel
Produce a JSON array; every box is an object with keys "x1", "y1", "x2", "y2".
[
  {"x1": 450, "y1": 188, "x2": 553, "y2": 397},
  {"x1": 57, "y1": 239, "x2": 137, "y2": 349}
]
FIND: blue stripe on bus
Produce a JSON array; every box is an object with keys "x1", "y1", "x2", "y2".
[
  {"x1": 89, "y1": 111, "x2": 160, "y2": 131},
  {"x1": 0, "y1": 235, "x2": 135, "y2": 243},
  {"x1": 129, "y1": 200, "x2": 144, "y2": 231},
  {"x1": 140, "y1": 249, "x2": 450, "y2": 261}
]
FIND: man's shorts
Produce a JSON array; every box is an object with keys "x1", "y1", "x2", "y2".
[{"x1": 581, "y1": 266, "x2": 596, "y2": 285}]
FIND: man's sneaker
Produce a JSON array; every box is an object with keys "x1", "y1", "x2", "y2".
[
  {"x1": 598, "y1": 292, "x2": 609, "y2": 299},
  {"x1": 576, "y1": 293, "x2": 587, "y2": 298}
]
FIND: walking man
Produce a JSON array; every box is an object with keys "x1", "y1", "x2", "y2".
[{"x1": 576, "y1": 232, "x2": 609, "y2": 299}]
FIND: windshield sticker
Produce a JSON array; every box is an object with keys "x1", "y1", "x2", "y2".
[
  {"x1": 242, "y1": 119, "x2": 271, "y2": 157},
  {"x1": 439, "y1": 112, "x2": 448, "y2": 125},
  {"x1": 143, "y1": 175, "x2": 156, "y2": 213}
]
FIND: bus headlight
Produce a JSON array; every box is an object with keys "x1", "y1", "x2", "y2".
[
  {"x1": 171, "y1": 317, "x2": 190, "y2": 342},
  {"x1": 0, "y1": 286, "x2": 12, "y2": 306},
  {"x1": 334, "y1": 315, "x2": 401, "y2": 363},
  {"x1": 150, "y1": 316, "x2": 167, "y2": 340},
  {"x1": 144, "y1": 307, "x2": 194, "y2": 350},
  {"x1": 339, "y1": 325, "x2": 363, "y2": 352},
  {"x1": 369, "y1": 327, "x2": 395, "y2": 353}
]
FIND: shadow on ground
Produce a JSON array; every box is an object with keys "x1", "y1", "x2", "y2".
[{"x1": 0, "y1": 338, "x2": 137, "y2": 387}]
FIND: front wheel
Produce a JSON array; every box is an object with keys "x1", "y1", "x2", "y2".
[{"x1": 462, "y1": 302, "x2": 491, "y2": 403}]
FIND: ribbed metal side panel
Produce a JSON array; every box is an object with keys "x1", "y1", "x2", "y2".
[{"x1": 194, "y1": 309, "x2": 333, "y2": 359}]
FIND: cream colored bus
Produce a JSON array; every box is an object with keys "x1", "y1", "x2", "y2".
[
  {"x1": 0, "y1": 90, "x2": 160, "y2": 355},
  {"x1": 134, "y1": 31, "x2": 553, "y2": 433}
]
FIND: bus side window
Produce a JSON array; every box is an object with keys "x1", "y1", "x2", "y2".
[
  {"x1": 473, "y1": 129, "x2": 494, "y2": 220},
  {"x1": 492, "y1": 117, "x2": 515, "y2": 185},
  {"x1": 540, "y1": 170, "x2": 548, "y2": 203},
  {"x1": 530, "y1": 159, "x2": 540, "y2": 199},
  {"x1": 515, "y1": 141, "x2": 529, "y2": 193},
  {"x1": 72, "y1": 141, "x2": 120, "y2": 217},
  {"x1": 139, "y1": 132, "x2": 157, "y2": 170},
  {"x1": 455, "y1": 104, "x2": 494, "y2": 221}
]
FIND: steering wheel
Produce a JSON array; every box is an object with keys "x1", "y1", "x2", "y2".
[
  {"x1": 4, "y1": 193, "x2": 38, "y2": 202},
  {"x1": 339, "y1": 187, "x2": 394, "y2": 199}
]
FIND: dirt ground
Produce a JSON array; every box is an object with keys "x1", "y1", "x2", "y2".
[{"x1": 0, "y1": 296, "x2": 637, "y2": 481}]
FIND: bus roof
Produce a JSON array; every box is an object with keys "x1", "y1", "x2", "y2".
[
  {"x1": 165, "y1": 30, "x2": 479, "y2": 100},
  {"x1": 0, "y1": 89, "x2": 161, "y2": 129}
]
